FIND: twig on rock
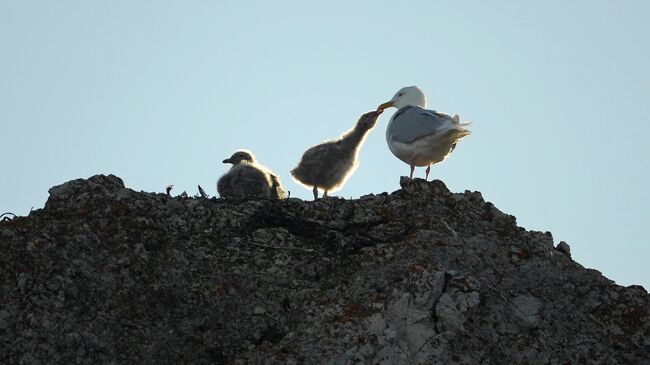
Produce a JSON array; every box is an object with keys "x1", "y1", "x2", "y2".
[
  {"x1": 198, "y1": 185, "x2": 208, "y2": 198},
  {"x1": 247, "y1": 241, "x2": 315, "y2": 253}
]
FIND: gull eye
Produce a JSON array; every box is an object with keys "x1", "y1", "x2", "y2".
[{"x1": 398, "y1": 92, "x2": 404, "y2": 97}]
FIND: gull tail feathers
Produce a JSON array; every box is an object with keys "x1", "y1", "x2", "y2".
[
  {"x1": 452, "y1": 114, "x2": 473, "y2": 127},
  {"x1": 451, "y1": 114, "x2": 472, "y2": 138}
]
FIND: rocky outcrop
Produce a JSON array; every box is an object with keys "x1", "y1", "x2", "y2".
[{"x1": 1, "y1": 174, "x2": 648, "y2": 364}]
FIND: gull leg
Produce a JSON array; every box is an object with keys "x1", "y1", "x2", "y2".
[
  {"x1": 323, "y1": 190, "x2": 328, "y2": 198},
  {"x1": 425, "y1": 165, "x2": 431, "y2": 180},
  {"x1": 409, "y1": 165, "x2": 415, "y2": 179},
  {"x1": 312, "y1": 186, "x2": 318, "y2": 200}
]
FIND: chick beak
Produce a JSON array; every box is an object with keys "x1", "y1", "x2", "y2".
[
  {"x1": 376, "y1": 101, "x2": 395, "y2": 111},
  {"x1": 222, "y1": 158, "x2": 232, "y2": 164}
]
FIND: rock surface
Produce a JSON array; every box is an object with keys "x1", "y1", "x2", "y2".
[{"x1": 1, "y1": 174, "x2": 649, "y2": 364}]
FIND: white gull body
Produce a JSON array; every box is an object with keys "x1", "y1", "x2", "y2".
[{"x1": 378, "y1": 86, "x2": 471, "y2": 180}]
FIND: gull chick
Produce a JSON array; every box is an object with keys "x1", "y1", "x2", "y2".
[
  {"x1": 377, "y1": 86, "x2": 471, "y2": 180},
  {"x1": 291, "y1": 110, "x2": 382, "y2": 199},
  {"x1": 217, "y1": 150, "x2": 286, "y2": 200}
]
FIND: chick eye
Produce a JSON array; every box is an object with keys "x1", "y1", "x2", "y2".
[{"x1": 398, "y1": 92, "x2": 404, "y2": 96}]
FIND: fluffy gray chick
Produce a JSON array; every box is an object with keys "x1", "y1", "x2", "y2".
[
  {"x1": 217, "y1": 150, "x2": 286, "y2": 200},
  {"x1": 290, "y1": 110, "x2": 382, "y2": 199}
]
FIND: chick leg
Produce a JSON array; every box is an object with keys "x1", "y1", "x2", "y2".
[
  {"x1": 312, "y1": 186, "x2": 318, "y2": 200},
  {"x1": 409, "y1": 165, "x2": 415, "y2": 179},
  {"x1": 425, "y1": 165, "x2": 431, "y2": 180},
  {"x1": 323, "y1": 190, "x2": 328, "y2": 198}
]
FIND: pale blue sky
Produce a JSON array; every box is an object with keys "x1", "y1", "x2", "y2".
[{"x1": 2, "y1": 1, "x2": 648, "y2": 289}]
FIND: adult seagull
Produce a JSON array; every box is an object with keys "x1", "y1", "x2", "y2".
[{"x1": 377, "y1": 86, "x2": 471, "y2": 180}]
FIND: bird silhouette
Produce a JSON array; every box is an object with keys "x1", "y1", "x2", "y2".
[
  {"x1": 291, "y1": 110, "x2": 382, "y2": 199},
  {"x1": 217, "y1": 150, "x2": 286, "y2": 200}
]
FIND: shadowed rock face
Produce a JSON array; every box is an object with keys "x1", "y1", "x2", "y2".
[{"x1": 1, "y1": 174, "x2": 649, "y2": 364}]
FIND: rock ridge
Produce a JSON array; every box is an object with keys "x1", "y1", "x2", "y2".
[{"x1": 1, "y1": 174, "x2": 648, "y2": 364}]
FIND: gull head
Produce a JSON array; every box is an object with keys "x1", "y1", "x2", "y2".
[
  {"x1": 377, "y1": 85, "x2": 427, "y2": 111},
  {"x1": 223, "y1": 150, "x2": 255, "y2": 165},
  {"x1": 357, "y1": 110, "x2": 383, "y2": 131}
]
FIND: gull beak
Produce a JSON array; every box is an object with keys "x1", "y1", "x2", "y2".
[
  {"x1": 222, "y1": 158, "x2": 232, "y2": 164},
  {"x1": 376, "y1": 101, "x2": 394, "y2": 111}
]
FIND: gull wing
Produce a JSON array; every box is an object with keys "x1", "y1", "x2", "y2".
[{"x1": 388, "y1": 106, "x2": 455, "y2": 144}]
